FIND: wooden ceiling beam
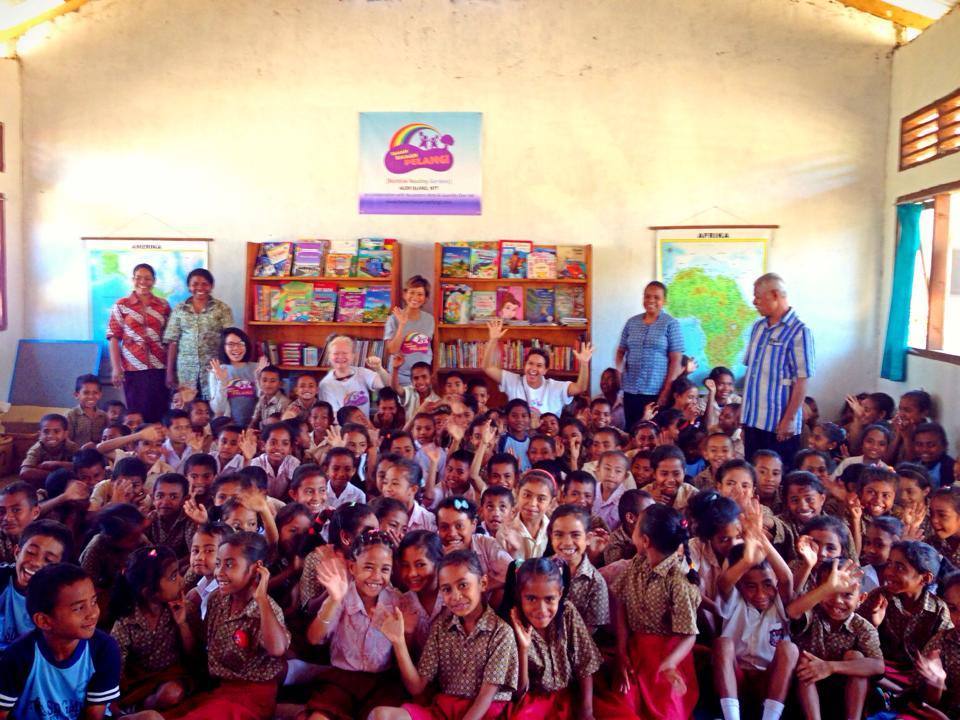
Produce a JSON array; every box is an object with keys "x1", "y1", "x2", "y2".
[
  {"x1": 0, "y1": 0, "x2": 90, "y2": 43},
  {"x1": 838, "y1": 0, "x2": 936, "y2": 30}
]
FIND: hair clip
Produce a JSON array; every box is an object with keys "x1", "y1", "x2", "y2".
[
  {"x1": 452, "y1": 498, "x2": 469, "y2": 511},
  {"x1": 514, "y1": 559, "x2": 524, "y2": 569},
  {"x1": 680, "y1": 518, "x2": 689, "y2": 529},
  {"x1": 147, "y1": 548, "x2": 158, "y2": 557}
]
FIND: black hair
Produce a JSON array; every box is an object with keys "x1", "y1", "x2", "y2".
[
  {"x1": 782, "y1": 470, "x2": 826, "y2": 498},
  {"x1": 561, "y1": 470, "x2": 597, "y2": 493},
  {"x1": 815, "y1": 422, "x2": 845, "y2": 446},
  {"x1": 598, "y1": 449, "x2": 630, "y2": 470},
  {"x1": 529, "y1": 433, "x2": 557, "y2": 451},
  {"x1": 669, "y1": 377, "x2": 696, "y2": 403},
  {"x1": 194, "y1": 520, "x2": 234, "y2": 543},
  {"x1": 498, "y1": 556, "x2": 570, "y2": 628},
  {"x1": 437, "y1": 496, "x2": 479, "y2": 521},
  {"x1": 560, "y1": 417, "x2": 589, "y2": 437},
  {"x1": 27, "y1": 563, "x2": 91, "y2": 617},
  {"x1": 19, "y1": 519, "x2": 74, "y2": 563},
  {"x1": 410, "y1": 361, "x2": 433, "y2": 374},
  {"x1": 370, "y1": 496, "x2": 408, "y2": 522},
  {"x1": 39, "y1": 413, "x2": 69, "y2": 431},
  {"x1": 654, "y1": 408, "x2": 684, "y2": 431},
  {"x1": 801, "y1": 515, "x2": 851, "y2": 556},
  {"x1": 480, "y1": 485, "x2": 515, "y2": 506},
  {"x1": 902, "y1": 390, "x2": 933, "y2": 415},
  {"x1": 105, "y1": 422, "x2": 131, "y2": 438},
  {"x1": 132, "y1": 262, "x2": 156, "y2": 278},
  {"x1": 95, "y1": 503, "x2": 145, "y2": 541},
  {"x1": 378, "y1": 387, "x2": 401, "y2": 404},
  {"x1": 109, "y1": 545, "x2": 179, "y2": 620},
  {"x1": 44, "y1": 469, "x2": 76, "y2": 499},
  {"x1": 547, "y1": 503, "x2": 591, "y2": 539},
  {"x1": 111, "y1": 457, "x2": 147, "y2": 483},
  {"x1": 638, "y1": 504, "x2": 699, "y2": 585},
  {"x1": 857, "y1": 466, "x2": 898, "y2": 493},
  {"x1": 618, "y1": 489, "x2": 652, "y2": 528},
  {"x1": 867, "y1": 393, "x2": 895, "y2": 419},
  {"x1": 75, "y1": 374, "x2": 101, "y2": 392},
  {"x1": 517, "y1": 469, "x2": 557, "y2": 496},
  {"x1": 590, "y1": 396, "x2": 612, "y2": 410},
  {"x1": 751, "y1": 449, "x2": 783, "y2": 468},
  {"x1": 645, "y1": 280, "x2": 668, "y2": 297},
  {"x1": 486, "y1": 452, "x2": 519, "y2": 476},
  {"x1": 309, "y1": 401, "x2": 335, "y2": 423},
  {"x1": 793, "y1": 448, "x2": 835, "y2": 473},
  {"x1": 891, "y1": 540, "x2": 940, "y2": 588},
  {"x1": 727, "y1": 541, "x2": 771, "y2": 573},
  {"x1": 650, "y1": 444, "x2": 685, "y2": 471},
  {"x1": 221, "y1": 498, "x2": 260, "y2": 530},
  {"x1": 153, "y1": 472, "x2": 188, "y2": 496},
  {"x1": 219, "y1": 531, "x2": 269, "y2": 565},
  {"x1": 592, "y1": 426, "x2": 624, "y2": 447},
  {"x1": 186, "y1": 268, "x2": 215, "y2": 286},
  {"x1": 347, "y1": 529, "x2": 396, "y2": 560},
  {"x1": 386, "y1": 431, "x2": 415, "y2": 451},
  {"x1": 447, "y1": 449, "x2": 475, "y2": 466},
  {"x1": 895, "y1": 462, "x2": 932, "y2": 491},
  {"x1": 717, "y1": 458, "x2": 757, "y2": 487},
  {"x1": 914, "y1": 422, "x2": 948, "y2": 448},
  {"x1": 261, "y1": 421, "x2": 294, "y2": 443},
  {"x1": 72, "y1": 448, "x2": 106, "y2": 472},
  {"x1": 503, "y1": 398, "x2": 531, "y2": 416},
  {"x1": 940, "y1": 571, "x2": 960, "y2": 598},
  {"x1": 839, "y1": 463, "x2": 866, "y2": 490},
  {"x1": 930, "y1": 486, "x2": 960, "y2": 514},
  {"x1": 290, "y1": 463, "x2": 325, "y2": 494},
  {"x1": 397, "y1": 530, "x2": 443, "y2": 565},
  {"x1": 327, "y1": 503, "x2": 376, "y2": 554},
  {"x1": 0, "y1": 481, "x2": 39, "y2": 507},
  {"x1": 436, "y1": 548, "x2": 484, "y2": 580},
  {"x1": 687, "y1": 490, "x2": 741, "y2": 541},
  {"x1": 862, "y1": 423, "x2": 892, "y2": 444},
  {"x1": 162, "y1": 409, "x2": 190, "y2": 428},
  {"x1": 212, "y1": 472, "x2": 253, "y2": 496},
  {"x1": 217, "y1": 327, "x2": 253, "y2": 363},
  {"x1": 275, "y1": 502, "x2": 312, "y2": 540},
  {"x1": 870, "y1": 515, "x2": 904, "y2": 538},
  {"x1": 524, "y1": 347, "x2": 550, "y2": 368},
  {"x1": 707, "y1": 366, "x2": 734, "y2": 383},
  {"x1": 321, "y1": 447, "x2": 357, "y2": 473}
]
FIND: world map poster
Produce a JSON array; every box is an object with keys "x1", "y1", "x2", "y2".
[{"x1": 656, "y1": 229, "x2": 771, "y2": 384}]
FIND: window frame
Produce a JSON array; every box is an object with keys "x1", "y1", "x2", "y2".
[{"x1": 899, "y1": 85, "x2": 960, "y2": 171}]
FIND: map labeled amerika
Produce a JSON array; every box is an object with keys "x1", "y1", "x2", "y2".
[{"x1": 659, "y1": 239, "x2": 766, "y2": 384}]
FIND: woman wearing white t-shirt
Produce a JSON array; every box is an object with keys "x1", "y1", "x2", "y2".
[
  {"x1": 318, "y1": 335, "x2": 391, "y2": 418},
  {"x1": 481, "y1": 318, "x2": 593, "y2": 418}
]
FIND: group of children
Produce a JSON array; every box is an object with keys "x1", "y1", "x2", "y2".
[{"x1": 2, "y1": 338, "x2": 959, "y2": 720}]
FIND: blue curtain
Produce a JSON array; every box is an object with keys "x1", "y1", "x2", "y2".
[{"x1": 880, "y1": 203, "x2": 923, "y2": 381}]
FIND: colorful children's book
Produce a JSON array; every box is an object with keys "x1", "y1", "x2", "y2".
[
  {"x1": 254, "y1": 285, "x2": 278, "y2": 321},
  {"x1": 470, "y1": 290, "x2": 497, "y2": 322},
  {"x1": 254, "y1": 242, "x2": 293, "y2": 276},
  {"x1": 357, "y1": 238, "x2": 395, "y2": 278},
  {"x1": 362, "y1": 286, "x2": 392, "y2": 323},
  {"x1": 442, "y1": 284, "x2": 472, "y2": 324},
  {"x1": 277, "y1": 281, "x2": 314, "y2": 322},
  {"x1": 336, "y1": 287, "x2": 366, "y2": 322},
  {"x1": 469, "y1": 242, "x2": 499, "y2": 279},
  {"x1": 525, "y1": 287, "x2": 555, "y2": 324},
  {"x1": 498, "y1": 240, "x2": 531, "y2": 279},
  {"x1": 556, "y1": 245, "x2": 587, "y2": 279},
  {"x1": 441, "y1": 243, "x2": 471, "y2": 278},
  {"x1": 496, "y1": 287, "x2": 525, "y2": 322},
  {"x1": 555, "y1": 285, "x2": 586, "y2": 322},
  {"x1": 310, "y1": 282, "x2": 338, "y2": 322},
  {"x1": 325, "y1": 238, "x2": 359, "y2": 277},
  {"x1": 527, "y1": 245, "x2": 558, "y2": 280},
  {"x1": 291, "y1": 240, "x2": 329, "y2": 277}
]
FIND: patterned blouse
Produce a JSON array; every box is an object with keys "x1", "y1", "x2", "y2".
[
  {"x1": 162, "y1": 297, "x2": 234, "y2": 399},
  {"x1": 922, "y1": 627, "x2": 960, "y2": 715},
  {"x1": 791, "y1": 606, "x2": 882, "y2": 661},
  {"x1": 861, "y1": 588, "x2": 952, "y2": 664},
  {"x1": 111, "y1": 604, "x2": 183, "y2": 674},
  {"x1": 417, "y1": 604, "x2": 519, "y2": 701},
  {"x1": 526, "y1": 601, "x2": 602, "y2": 693},
  {"x1": 107, "y1": 292, "x2": 171, "y2": 372},
  {"x1": 203, "y1": 590, "x2": 289, "y2": 683},
  {"x1": 566, "y1": 556, "x2": 610, "y2": 632},
  {"x1": 611, "y1": 553, "x2": 700, "y2": 636}
]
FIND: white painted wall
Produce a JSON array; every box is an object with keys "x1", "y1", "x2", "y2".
[
  {"x1": 878, "y1": 7, "x2": 960, "y2": 444},
  {"x1": 17, "y1": 0, "x2": 896, "y2": 408},
  {"x1": 0, "y1": 58, "x2": 23, "y2": 391}
]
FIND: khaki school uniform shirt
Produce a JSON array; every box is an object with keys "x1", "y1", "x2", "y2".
[
  {"x1": 111, "y1": 604, "x2": 183, "y2": 674},
  {"x1": 204, "y1": 590, "x2": 289, "y2": 682},
  {"x1": 791, "y1": 605, "x2": 882, "y2": 661},
  {"x1": 861, "y1": 588, "x2": 953, "y2": 664},
  {"x1": 527, "y1": 601, "x2": 602, "y2": 693},
  {"x1": 566, "y1": 556, "x2": 610, "y2": 632},
  {"x1": 611, "y1": 552, "x2": 700, "y2": 636}
]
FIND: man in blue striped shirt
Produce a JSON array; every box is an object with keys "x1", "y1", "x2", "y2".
[{"x1": 740, "y1": 273, "x2": 815, "y2": 463}]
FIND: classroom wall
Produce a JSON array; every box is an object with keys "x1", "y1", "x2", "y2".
[
  {"x1": 878, "y1": 7, "x2": 960, "y2": 443},
  {"x1": 16, "y1": 0, "x2": 896, "y2": 407},
  {"x1": 0, "y1": 58, "x2": 23, "y2": 392}
]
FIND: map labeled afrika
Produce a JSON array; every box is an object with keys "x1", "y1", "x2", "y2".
[{"x1": 659, "y1": 239, "x2": 767, "y2": 384}]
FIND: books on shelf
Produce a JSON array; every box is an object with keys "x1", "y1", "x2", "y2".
[
  {"x1": 527, "y1": 245, "x2": 558, "y2": 279},
  {"x1": 325, "y1": 238, "x2": 359, "y2": 277},
  {"x1": 252, "y1": 280, "x2": 393, "y2": 324},
  {"x1": 310, "y1": 283, "x2": 338, "y2": 322},
  {"x1": 524, "y1": 287, "x2": 555, "y2": 324},
  {"x1": 470, "y1": 290, "x2": 497, "y2": 322},
  {"x1": 555, "y1": 285, "x2": 586, "y2": 322},
  {"x1": 441, "y1": 243, "x2": 471, "y2": 278},
  {"x1": 254, "y1": 242, "x2": 293, "y2": 276},
  {"x1": 336, "y1": 287, "x2": 366, "y2": 322},
  {"x1": 438, "y1": 338, "x2": 582, "y2": 372},
  {"x1": 557, "y1": 245, "x2": 587, "y2": 279},
  {"x1": 468, "y1": 242, "x2": 499, "y2": 279},
  {"x1": 499, "y1": 240, "x2": 531, "y2": 279},
  {"x1": 496, "y1": 287, "x2": 525, "y2": 322},
  {"x1": 357, "y1": 238, "x2": 395, "y2": 278},
  {"x1": 362, "y1": 286, "x2": 392, "y2": 323},
  {"x1": 291, "y1": 240, "x2": 329, "y2": 277},
  {"x1": 442, "y1": 284, "x2": 472, "y2": 324}
]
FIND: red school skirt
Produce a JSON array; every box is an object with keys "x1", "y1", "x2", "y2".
[
  {"x1": 170, "y1": 680, "x2": 277, "y2": 720},
  {"x1": 593, "y1": 633, "x2": 698, "y2": 720},
  {"x1": 402, "y1": 693, "x2": 509, "y2": 720},
  {"x1": 509, "y1": 689, "x2": 573, "y2": 719}
]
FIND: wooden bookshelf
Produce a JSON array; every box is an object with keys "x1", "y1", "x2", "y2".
[
  {"x1": 243, "y1": 241, "x2": 402, "y2": 372},
  {"x1": 431, "y1": 243, "x2": 591, "y2": 397}
]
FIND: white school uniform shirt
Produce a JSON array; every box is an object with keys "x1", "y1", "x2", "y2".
[
  {"x1": 499, "y1": 371, "x2": 571, "y2": 417},
  {"x1": 497, "y1": 514, "x2": 550, "y2": 561},
  {"x1": 719, "y1": 587, "x2": 790, "y2": 671},
  {"x1": 250, "y1": 453, "x2": 301, "y2": 499},
  {"x1": 318, "y1": 366, "x2": 384, "y2": 417},
  {"x1": 832, "y1": 455, "x2": 891, "y2": 481},
  {"x1": 328, "y1": 481, "x2": 366, "y2": 509},
  {"x1": 861, "y1": 564, "x2": 880, "y2": 594},
  {"x1": 400, "y1": 387, "x2": 442, "y2": 423},
  {"x1": 216, "y1": 453, "x2": 246, "y2": 474},
  {"x1": 593, "y1": 483, "x2": 626, "y2": 531},
  {"x1": 406, "y1": 502, "x2": 437, "y2": 532},
  {"x1": 162, "y1": 439, "x2": 195, "y2": 473},
  {"x1": 195, "y1": 576, "x2": 219, "y2": 619},
  {"x1": 415, "y1": 445, "x2": 446, "y2": 487}
]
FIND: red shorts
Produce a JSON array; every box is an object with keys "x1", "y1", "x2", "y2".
[
  {"x1": 168, "y1": 680, "x2": 277, "y2": 720},
  {"x1": 509, "y1": 689, "x2": 573, "y2": 719},
  {"x1": 402, "y1": 693, "x2": 509, "y2": 720}
]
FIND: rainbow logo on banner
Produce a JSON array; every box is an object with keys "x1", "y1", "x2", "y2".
[{"x1": 384, "y1": 122, "x2": 455, "y2": 174}]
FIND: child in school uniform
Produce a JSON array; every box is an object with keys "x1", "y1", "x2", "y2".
[
  {"x1": 79, "y1": 503, "x2": 148, "y2": 625},
  {"x1": 0, "y1": 519, "x2": 72, "y2": 650},
  {"x1": 498, "y1": 399, "x2": 533, "y2": 473},
  {"x1": 647, "y1": 444, "x2": 699, "y2": 510},
  {"x1": 479, "y1": 486, "x2": 515, "y2": 538},
  {"x1": 161, "y1": 409, "x2": 196, "y2": 473},
  {"x1": 503, "y1": 557, "x2": 603, "y2": 719},
  {"x1": 89, "y1": 455, "x2": 151, "y2": 514},
  {"x1": 497, "y1": 469, "x2": 555, "y2": 560},
  {"x1": 396, "y1": 531, "x2": 445, "y2": 654},
  {"x1": 184, "y1": 521, "x2": 234, "y2": 619},
  {"x1": 303, "y1": 530, "x2": 407, "y2": 720},
  {"x1": 926, "y1": 486, "x2": 960, "y2": 568},
  {"x1": 19, "y1": 413, "x2": 80, "y2": 486},
  {"x1": 595, "y1": 503, "x2": 701, "y2": 720},
  {"x1": 753, "y1": 450, "x2": 784, "y2": 514},
  {"x1": 713, "y1": 506, "x2": 797, "y2": 720},
  {"x1": 0, "y1": 481, "x2": 41, "y2": 563},
  {"x1": 176, "y1": 532, "x2": 289, "y2": 720},
  {"x1": 786, "y1": 558, "x2": 884, "y2": 720},
  {"x1": 591, "y1": 450, "x2": 631, "y2": 531},
  {"x1": 693, "y1": 431, "x2": 735, "y2": 490},
  {"x1": 67, "y1": 374, "x2": 109, "y2": 448},
  {"x1": 323, "y1": 447, "x2": 367, "y2": 509},
  {"x1": 915, "y1": 572, "x2": 960, "y2": 718},
  {"x1": 0, "y1": 564, "x2": 122, "y2": 720},
  {"x1": 372, "y1": 548, "x2": 520, "y2": 720},
  {"x1": 791, "y1": 515, "x2": 850, "y2": 597},
  {"x1": 687, "y1": 489, "x2": 742, "y2": 624},
  {"x1": 249, "y1": 421, "x2": 301, "y2": 500},
  {"x1": 381, "y1": 458, "x2": 437, "y2": 532},
  {"x1": 248, "y1": 365, "x2": 289, "y2": 429},
  {"x1": 109, "y1": 546, "x2": 192, "y2": 711},
  {"x1": 547, "y1": 504, "x2": 609, "y2": 634},
  {"x1": 603, "y1": 489, "x2": 653, "y2": 565},
  {"x1": 436, "y1": 496, "x2": 512, "y2": 596}
]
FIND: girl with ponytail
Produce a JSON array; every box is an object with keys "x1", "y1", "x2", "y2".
[
  {"x1": 109, "y1": 545, "x2": 193, "y2": 711},
  {"x1": 594, "y1": 503, "x2": 701, "y2": 720}
]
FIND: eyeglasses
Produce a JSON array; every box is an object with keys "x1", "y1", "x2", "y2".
[{"x1": 225, "y1": 341, "x2": 246, "y2": 348}]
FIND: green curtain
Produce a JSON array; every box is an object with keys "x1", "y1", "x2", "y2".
[{"x1": 880, "y1": 203, "x2": 923, "y2": 381}]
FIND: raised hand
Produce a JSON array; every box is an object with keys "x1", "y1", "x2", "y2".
[
  {"x1": 281, "y1": 405, "x2": 301, "y2": 421},
  {"x1": 139, "y1": 424, "x2": 164, "y2": 443},
  {"x1": 844, "y1": 395, "x2": 866, "y2": 420},
  {"x1": 316, "y1": 557, "x2": 349, "y2": 604},
  {"x1": 367, "y1": 427, "x2": 381, "y2": 450},
  {"x1": 482, "y1": 421, "x2": 498, "y2": 448},
  {"x1": 642, "y1": 402, "x2": 657, "y2": 421},
  {"x1": 704, "y1": 378, "x2": 716, "y2": 395},
  {"x1": 390, "y1": 352, "x2": 405, "y2": 370},
  {"x1": 510, "y1": 607, "x2": 533, "y2": 650},
  {"x1": 240, "y1": 488, "x2": 270, "y2": 516},
  {"x1": 486, "y1": 318, "x2": 508, "y2": 341},
  {"x1": 796, "y1": 535, "x2": 819, "y2": 569},
  {"x1": 846, "y1": 495, "x2": 863, "y2": 525},
  {"x1": 391, "y1": 306, "x2": 409, "y2": 326},
  {"x1": 422, "y1": 442, "x2": 442, "y2": 466},
  {"x1": 867, "y1": 592, "x2": 888, "y2": 627},
  {"x1": 239, "y1": 429, "x2": 259, "y2": 460},
  {"x1": 378, "y1": 607, "x2": 405, "y2": 644},
  {"x1": 183, "y1": 497, "x2": 209, "y2": 525},
  {"x1": 325, "y1": 426, "x2": 345, "y2": 448},
  {"x1": 256, "y1": 355, "x2": 269, "y2": 373},
  {"x1": 253, "y1": 564, "x2": 271, "y2": 602},
  {"x1": 824, "y1": 558, "x2": 864, "y2": 593},
  {"x1": 64, "y1": 480, "x2": 92, "y2": 502},
  {"x1": 179, "y1": 386, "x2": 198, "y2": 405},
  {"x1": 586, "y1": 528, "x2": 610, "y2": 556},
  {"x1": 366, "y1": 355, "x2": 383, "y2": 370},
  {"x1": 188, "y1": 430, "x2": 206, "y2": 452},
  {"x1": 572, "y1": 342, "x2": 594, "y2": 364},
  {"x1": 210, "y1": 359, "x2": 229, "y2": 384},
  {"x1": 741, "y1": 533, "x2": 765, "y2": 566}
]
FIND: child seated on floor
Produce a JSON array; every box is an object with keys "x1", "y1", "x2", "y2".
[
  {"x1": 19, "y1": 413, "x2": 80, "y2": 486},
  {"x1": 0, "y1": 481, "x2": 41, "y2": 563}
]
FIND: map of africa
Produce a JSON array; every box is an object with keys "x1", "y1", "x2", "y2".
[
  {"x1": 659, "y1": 239, "x2": 766, "y2": 383},
  {"x1": 86, "y1": 239, "x2": 209, "y2": 353}
]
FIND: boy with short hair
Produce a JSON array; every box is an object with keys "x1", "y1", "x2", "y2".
[
  {"x1": 394, "y1": 360, "x2": 443, "y2": 424},
  {"x1": 498, "y1": 399, "x2": 532, "y2": 472},
  {"x1": 479, "y1": 485, "x2": 515, "y2": 536},
  {"x1": 0, "y1": 483, "x2": 40, "y2": 564},
  {"x1": 0, "y1": 563, "x2": 122, "y2": 719},
  {"x1": 214, "y1": 423, "x2": 255, "y2": 473},
  {"x1": 66, "y1": 374, "x2": 109, "y2": 448},
  {"x1": 466, "y1": 378, "x2": 489, "y2": 415},
  {"x1": 694, "y1": 431, "x2": 735, "y2": 490},
  {"x1": 88, "y1": 455, "x2": 150, "y2": 513},
  {"x1": 145, "y1": 472, "x2": 192, "y2": 558},
  {"x1": 161, "y1": 409, "x2": 195, "y2": 472},
  {"x1": 912, "y1": 421, "x2": 956, "y2": 488},
  {"x1": 0, "y1": 519, "x2": 74, "y2": 651},
  {"x1": 105, "y1": 401, "x2": 126, "y2": 425},
  {"x1": 249, "y1": 365, "x2": 289, "y2": 429},
  {"x1": 560, "y1": 470, "x2": 597, "y2": 511},
  {"x1": 19, "y1": 414, "x2": 80, "y2": 486}
]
